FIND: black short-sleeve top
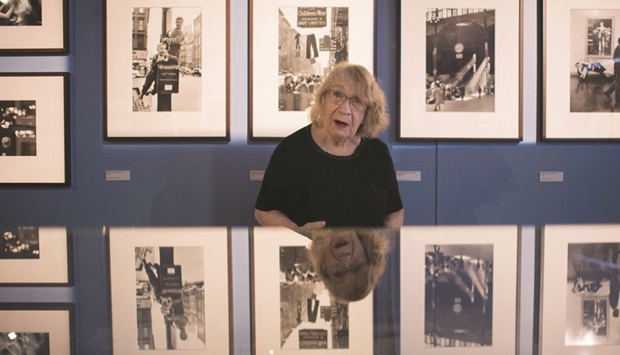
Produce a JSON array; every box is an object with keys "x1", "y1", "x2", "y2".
[{"x1": 255, "y1": 125, "x2": 403, "y2": 227}]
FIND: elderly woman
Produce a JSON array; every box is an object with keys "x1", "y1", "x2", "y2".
[{"x1": 255, "y1": 63, "x2": 404, "y2": 235}]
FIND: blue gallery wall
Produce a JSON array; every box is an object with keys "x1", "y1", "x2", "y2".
[{"x1": 0, "y1": 0, "x2": 620, "y2": 227}]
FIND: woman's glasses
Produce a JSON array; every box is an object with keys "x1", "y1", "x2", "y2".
[{"x1": 326, "y1": 90, "x2": 367, "y2": 112}]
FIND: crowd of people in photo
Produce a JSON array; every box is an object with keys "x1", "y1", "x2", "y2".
[
  {"x1": 279, "y1": 73, "x2": 324, "y2": 111},
  {"x1": 426, "y1": 78, "x2": 493, "y2": 111},
  {"x1": 0, "y1": 0, "x2": 41, "y2": 26}
]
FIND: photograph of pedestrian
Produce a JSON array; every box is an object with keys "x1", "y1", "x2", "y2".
[
  {"x1": 0, "y1": 0, "x2": 42, "y2": 26},
  {"x1": 279, "y1": 245, "x2": 350, "y2": 350},
  {"x1": 425, "y1": 243, "x2": 493, "y2": 347},
  {"x1": 425, "y1": 8, "x2": 495, "y2": 113},
  {"x1": 0, "y1": 226, "x2": 39, "y2": 259},
  {"x1": 278, "y1": 7, "x2": 348, "y2": 112},
  {"x1": 134, "y1": 246, "x2": 206, "y2": 350},
  {"x1": 0, "y1": 332, "x2": 49, "y2": 354},
  {"x1": 565, "y1": 242, "x2": 620, "y2": 346},
  {"x1": 131, "y1": 7, "x2": 202, "y2": 113},
  {"x1": 0, "y1": 100, "x2": 36, "y2": 157}
]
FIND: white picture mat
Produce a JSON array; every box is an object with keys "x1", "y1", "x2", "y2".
[
  {"x1": 106, "y1": 0, "x2": 228, "y2": 138},
  {"x1": 0, "y1": 309, "x2": 72, "y2": 354},
  {"x1": 400, "y1": 225, "x2": 519, "y2": 354},
  {"x1": 109, "y1": 227, "x2": 230, "y2": 354},
  {"x1": 252, "y1": 227, "x2": 373, "y2": 354},
  {"x1": 0, "y1": 75, "x2": 66, "y2": 183},
  {"x1": 0, "y1": 227, "x2": 69, "y2": 284},
  {"x1": 544, "y1": 1, "x2": 620, "y2": 139},
  {"x1": 400, "y1": 0, "x2": 521, "y2": 139},
  {"x1": 251, "y1": 0, "x2": 375, "y2": 138},
  {"x1": 0, "y1": 0, "x2": 65, "y2": 50},
  {"x1": 540, "y1": 224, "x2": 620, "y2": 354}
]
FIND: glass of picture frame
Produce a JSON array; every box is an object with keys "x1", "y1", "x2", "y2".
[
  {"x1": 107, "y1": 226, "x2": 232, "y2": 354},
  {"x1": 543, "y1": 0, "x2": 620, "y2": 140},
  {"x1": 0, "y1": 226, "x2": 73, "y2": 286},
  {"x1": 399, "y1": 1, "x2": 523, "y2": 140},
  {"x1": 249, "y1": 0, "x2": 375, "y2": 140},
  {"x1": 0, "y1": 73, "x2": 70, "y2": 185},
  {"x1": 0, "y1": 0, "x2": 68, "y2": 54},
  {"x1": 0, "y1": 303, "x2": 75, "y2": 355},
  {"x1": 104, "y1": 1, "x2": 229, "y2": 140},
  {"x1": 400, "y1": 225, "x2": 520, "y2": 353}
]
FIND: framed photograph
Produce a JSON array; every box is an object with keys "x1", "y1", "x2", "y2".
[
  {"x1": 540, "y1": 225, "x2": 620, "y2": 354},
  {"x1": 104, "y1": 1, "x2": 229, "y2": 140},
  {"x1": 0, "y1": 303, "x2": 75, "y2": 355},
  {"x1": 399, "y1": 1, "x2": 522, "y2": 140},
  {"x1": 543, "y1": 2, "x2": 620, "y2": 140},
  {"x1": 251, "y1": 227, "x2": 374, "y2": 354},
  {"x1": 0, "y1": 0, "x2": 68, "y2": 54},
  {"x1": 0, "y1": 73, "x2": 69, "y2": 185},
  {"x1": 250, "y1": 0, "x2": 375, "y2": 139},
  {"x1": 400, "y1": 225, "x2": 519, "y2": 353},
  {"x1": 0, "y1": 226, "x2": 73, "y2": 286},
  {"x1": 108, "y1": 227, "x2": 232, "y2": 354}
]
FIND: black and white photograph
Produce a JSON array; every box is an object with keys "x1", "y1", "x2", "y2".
[
  {"x1": 279, "y1": 246, "x2": 349, "y2": 350},
  {"x1": 252, "y1": 227, "x2": 373, "y2": 354},
  {"x1": 0, "y1": 101, "x2": 36, "y2": 157},
  {"x1": 109, "y1": 227, "x2": 231, "y2": 354},
  {"x1": 569, "y1": 10, "x2": 620, "y2": 114},
  {"x1": 425, "y1": 8, "x2": 495, "y2": 113},
  {"x1": 105, "y1": 0, "x2": 228, "y2": 139},
  {"x1": 0, "y1": 332, "x2": 50, "y2": 354},
  {"x1": 277, "y1": 7, "x2": 348, "y2": 112},
  {"x1": 400, "y1": 0, "x2": 521, "y2": 140},
  {"x1": 0, "y1": 226, "x2": 39, "y2": 259},
  {"x1": 565, "y1": 242, "x2": 620, "y2": 346},
  {"x1": 134, "y1": 246, "x2": 205, "y2": 350},
  {"x1": 131, "y1": 7, "x2": 202, "y2": 113},
  {"x1": 0, "y1": 0, "x2": 41, "y2": 26},
  {"x1": 425, "y1": 244, "x2": 493, "y2": 347},
  {"x1": 250, "y1": 0, "x2": 374, "y2": 139}
]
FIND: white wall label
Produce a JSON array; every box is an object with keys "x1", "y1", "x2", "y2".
[
  {"x1": 106, "y1": 170, "x2": 131, "y2": 181},
  {"x1": 539, "y1": 171, "x2": 564, "y2": 183},
  {"x1": 396, "y1": 171, "x2": 422, "y2": 182},
  {"x1": 250, "y1": 170, "x2": 265, "y2": 182}
]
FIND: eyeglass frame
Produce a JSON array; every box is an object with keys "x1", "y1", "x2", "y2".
[{"x1": 325, "y1": 89, "x2": 368, "y2": 112}]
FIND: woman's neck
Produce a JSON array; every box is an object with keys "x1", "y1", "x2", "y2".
[{"x1": 311, "y1": 125, "x2": 360, "y2": 156}]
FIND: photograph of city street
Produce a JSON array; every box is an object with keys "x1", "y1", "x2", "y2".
[
  {"x1": 425, "y1": 244, "x2": 493, "y2": 347},
  {"x1": 131, "y1": 7, "x2": 202, "y2": 112},
  {"x1": 0, "y1": 100, "x2": 36, "y2": 157},
  {"x1": 0, "y1": 0, "x2": 42, "y2": 26},
  {"x1": 278, "y1": 7, "x2": 349, "y2": 112},
  {"x1": 0, "y1": 332, "x2": 50, "y2": 354},
  {"x1": 425, "y1": 8, "x2": 495, "y2": 112},
  {"x1": 565, "y1": 242, "x2": 620, "y2": 345},
  {"x1": 134, "y1": 246, "x2": 206, "y2": 350},
  {"x1": 570, "y1": 10, "x2": 620, "y2": 112},
  {"x1": 0, "y1": 226, "x2": 39, "y2": 259},
  {"x1": 280, "y1": 246, "x2": 349, "y2": 349}
]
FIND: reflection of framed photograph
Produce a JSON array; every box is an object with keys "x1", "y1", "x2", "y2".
[
  {"x1": 0, "y1": 303, "x2": 75, "y2": 355},
  {"x1": 0, "y1": 73, "x2": 69, "y2": 185},
  {"x1": 0, "y1": 227, "x2": 73, "y2": 286},
  {"x1": 108, "y1": 227, "x2": 232, "y2": 354},
  {"x1": 540, "y1": 225, "x2": 620, "y2": 353},
  {"x1": 400, "y1": 1, "x2": 522, "y2": 140},
  {"x1": 105, "y1": 1, "x2": 229, "y2": 140},
  {"x1": 0, "y1": 0, "x2": 68, "y2": 54},
  {"x1": 543, "y1": 2, "x2": 620, "y2": 140},
  {"x1": 251, "y1": 227, "x2": 373, "y2": 354},
  {"x1": 400, "y1": 226, "x2": 519, "y2": 353},
  {"x1": 250, "y1": 0, "x2": 375, "y2": 139}
]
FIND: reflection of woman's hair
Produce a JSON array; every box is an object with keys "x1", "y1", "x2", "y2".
[{"x1": 307, "y1": 228, "x2": 389, "y2": 303}]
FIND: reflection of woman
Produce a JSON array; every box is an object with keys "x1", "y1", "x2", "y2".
[
  {"x1": 255, "y1": 63, "x2": 404, "y2": 235},
  {"x1": 307, "y1": 228, "x2": 392, "y2": 302}
]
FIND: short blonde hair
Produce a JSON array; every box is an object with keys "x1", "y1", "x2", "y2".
[{"x1": 309, "y1": 63, "x2": 389, "y2": 138}]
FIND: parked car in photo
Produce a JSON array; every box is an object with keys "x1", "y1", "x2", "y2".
[
  {"x1": 192, "y1": 68, "x2": 202, "y2": 77},
  {"x1": 179, "y1": 67, "x2": 192, "y2": 76}
]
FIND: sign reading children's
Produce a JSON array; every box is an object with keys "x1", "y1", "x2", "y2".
[{"x1": 297, "y1": 7, "x2": 327, "y2": 28}]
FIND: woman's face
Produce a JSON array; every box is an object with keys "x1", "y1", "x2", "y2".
[
  {"x1": 321, "y1": 229, "x2": 367, "y2": 278},
  {"x1": 321, "y1": 76, "x2": 366, "y2": 141}
]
